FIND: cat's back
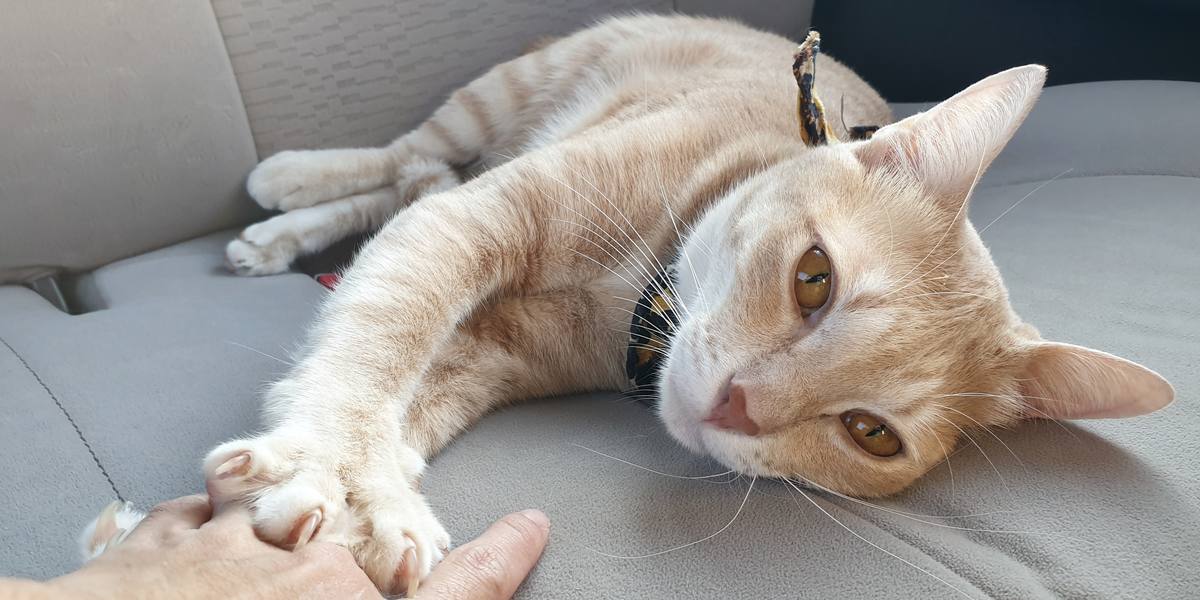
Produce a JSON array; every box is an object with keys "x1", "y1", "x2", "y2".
[{"x1": 548, "y1": 14, "x2": 892, "y2": 139}]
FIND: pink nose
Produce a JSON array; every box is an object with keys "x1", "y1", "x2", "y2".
[{"x1": 705, "y1": 383, "x2": 760, "y2": 436}]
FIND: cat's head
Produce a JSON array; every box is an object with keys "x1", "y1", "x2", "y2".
[{"x1": 659, "y1": 65, "x2": 1174, "y2": 497}]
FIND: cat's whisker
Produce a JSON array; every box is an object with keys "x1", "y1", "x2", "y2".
[
  {"x1": 939, "y1": 392, "x2": 1080, "y2": 441},
  {"x1": 921, "y1": 420, "x2": 957, "y2": 496},
  {"x1": 884, "y1": 154, "x2": 987, "y2": 298},
  {"x1": 538, "y1": 165, "x2": 675, "y2": 298},
  {"x1": 560, "y1": 160, "x2": 683, "y2": 287},
  {"x1": 541, "y1": 188, "x2": 661, "y2": 285},
  {"x1": 648, "y1": 173, "x2": 704, "y2": 306},
  {"x1": 524, "y1": 167, "x2": 663, "y2": 289},
  {"x1": 587, "y1": 475, "x2": 756, "y2": 559},
  {"x1": 658, "y1": 188, "x2": 710, "y2": 314},
  {"x1": 895, "y1": 290, "x2": 999, "y2": 303},
  {"x1": 782, "y1": 479, "x2": 977, "y2": 600},
  {"x1": 976, "y1": 168, "x2": 1073, "y2": 235},
  {"x1": 554, "y1": 223, "x2": 659, "y2": 294},
  {"x1": 569, "y1": 443, "x2": 737, "y2": 482},
  {"x1": 565, "y1": 248, "x2": 645, "y2": 302},
  {"x1": 601, "y1": 306, "x2": 677, "y2": 340},
  {"x1": 224, "y1": 341, "x2": 294, "y2": 366},
  {"x1": 884, "y1": 167, "x2": 1073, "y2": 301},
  {"x1": 930, "y1": 413, "x2": 1010, "y2": 495},
  {"x1": 790, "y1": 475, "x2": 1032, "y2": 533},
  {"x1": 929, "y1": 404, "x2": 1026, "y2": 472}
]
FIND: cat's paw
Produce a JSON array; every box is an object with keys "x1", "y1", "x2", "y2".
[
  {"x1": 204, "y1": 435, "x2": 450, "y2": 595},
  {"x1": 224, "y1": 220, "x2": 298, "y2": 276},
  {"x1": 248, "y1": 149, "x2": 395, "y2": 212}
]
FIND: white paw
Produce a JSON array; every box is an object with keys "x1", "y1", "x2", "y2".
[
  {"x1": 204, "y1": 434, "x2": 450, "y2": 595},
  {"x1": 248, "y1": 148, "x2": 393, "y2": 212},
  {"x1": 224, "y1": 222, "x2": 297, "y2": 276}
]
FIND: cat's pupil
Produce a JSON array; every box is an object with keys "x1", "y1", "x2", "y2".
[
  {"x1": 804, "y1": 273, "x2": 829, "y2": 285},
  {"x1": 865, "y1": 425, "x2": 887, "y2": 438}
]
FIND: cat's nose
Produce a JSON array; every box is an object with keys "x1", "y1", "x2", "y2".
[{"x1": 705, "y1": 382, "x2": 760, "y2": 436}]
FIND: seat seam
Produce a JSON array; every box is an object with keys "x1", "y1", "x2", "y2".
[
  {"x1": 980, "y1": 172, "x2": 1200, "y2": 190},
  {"x1": 0, "y1": 334, "x2": 124, "y2": 501}
]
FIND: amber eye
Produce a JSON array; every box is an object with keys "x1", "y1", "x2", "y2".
[
  {"x1": 840, "y1": 412, "x2": 902, "y2": 457},
  {"x1": 794, "y1": 246, "x2": 832, "y2": 317}
]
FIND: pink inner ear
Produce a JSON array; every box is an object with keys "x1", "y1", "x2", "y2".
[{"x1": 1020, "y1": 342, "x2": 1174, "y2": 420}]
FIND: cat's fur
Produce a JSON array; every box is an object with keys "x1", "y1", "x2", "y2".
[{"x1": 83, "y1": 14, "x2": 1173, "y2": 594}]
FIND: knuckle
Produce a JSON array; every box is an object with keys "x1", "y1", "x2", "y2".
[
  {"x1": 149, "y1": 494, "x2": 207, "y2": 516},
  {"x1": 301, "y1": 542, "x2": 354, "y2": 567}
]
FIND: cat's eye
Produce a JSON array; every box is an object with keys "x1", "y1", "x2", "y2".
[
  {"x1": 794, "y1": 246, "x2": 832, "y2": 317},
  {"x1": 840, "y1": 412, "x2": 902, "y2": 457}
]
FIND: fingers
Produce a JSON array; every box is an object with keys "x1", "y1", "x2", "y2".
[
  {"x1": 124, "y1": 495, "x2": 212, "y2": 543},
  {"x1": 416, "y1": 509, "x2": 550, "y2": 600}
]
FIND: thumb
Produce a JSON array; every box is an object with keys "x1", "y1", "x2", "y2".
[{"x1": 415, "y1": 509, "x2": 550, "y2": 600}]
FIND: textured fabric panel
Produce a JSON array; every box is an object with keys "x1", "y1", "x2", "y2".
[
  {"x1": 0, "y1": 321, "x2": 117, "y2": 578},
  {"x1": 0, "y1": 1, "x2": 261, "y2": 283},
  {"x1": 0, "y1": 232, "x2": 327, "y2": 565},
  {"x1": 211, "y1": 0, "x2": 672, "y2": 156},
  {"x1": 891, "y1": 80, "x2": 1200, "y2": 188}
]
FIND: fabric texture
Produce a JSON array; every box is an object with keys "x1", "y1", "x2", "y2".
[
  {"x1": 2, "y1": 80, "x2": 1197, "y2": 598},
  {"x1": 0, "y1": 1, "x2": 261, "y2": 283},
  {"x1": 211, "y1": 0, "x2": 673, "y2": 157}
]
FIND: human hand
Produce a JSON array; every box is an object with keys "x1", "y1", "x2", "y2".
[
  {"x1": 33, "y1": 496, "x2": 549, "y2": 600},
  {"x1": 51, "y1": 495, "x2": 380, "y2": 599}
]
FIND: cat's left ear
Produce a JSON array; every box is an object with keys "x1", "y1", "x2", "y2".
[
  {"x1": 854, "y1": 65, "x2": 1047, "y2": 201},
  {"x1": 1016, "y1": 341, "x2": 1174, "y2": 420}
]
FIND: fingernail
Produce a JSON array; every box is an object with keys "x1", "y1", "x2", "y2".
[
  {"x1": 215, "y1": 453, "x2": 251, "y2": 479},
  {"x1": 519, "y1": 508, "x2": 550, "y2": 530}
]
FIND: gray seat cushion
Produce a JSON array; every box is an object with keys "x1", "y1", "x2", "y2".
[{"x1": 3, "y1": 80, "x2": 1198, "y2": 597}]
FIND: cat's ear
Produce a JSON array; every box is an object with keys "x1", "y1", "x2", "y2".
[
  {"x1": 1016, "y1": 341, "x2": 1174, "y2": 420},
  {"x1": 854, "y1": 65, "x2": 1047, "y2": 200}
]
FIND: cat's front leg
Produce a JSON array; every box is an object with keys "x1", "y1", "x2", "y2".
[{"x1": 208, "y1": 183, "x2": 553, "y2": 593}]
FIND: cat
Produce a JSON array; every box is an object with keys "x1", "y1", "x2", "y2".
[{"x1": 83, "y1": 14, "x2": 1173, "y2": 595}]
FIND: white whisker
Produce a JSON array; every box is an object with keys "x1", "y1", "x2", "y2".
[
  {"x1": 588, "y1": 475, "x2": 756, "y2": 559},
  {"x1": 225, "y1": 341, "x2": 294, "y2": 366},
  {"x1": 570, "y1": 443, "x2": 737, "y2": 481},
  {"x1": 783, "y1": 479, "x2": 977, "y2": 600}
]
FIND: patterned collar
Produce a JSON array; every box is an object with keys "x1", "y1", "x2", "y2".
[{"x1": 625, "y1": 266, "x2": 680, "y2": 405}]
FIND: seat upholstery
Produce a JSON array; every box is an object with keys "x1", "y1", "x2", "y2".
[
  {"x1": 0, "y1": 1, "x2": 261, "y2": 283},
  {"x1": 2, "y1": 79, "x2": 1197, "y2": 597}
]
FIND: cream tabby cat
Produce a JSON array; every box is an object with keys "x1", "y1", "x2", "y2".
[{"x1": 85, "y1": 14, "x2": 1173, "y2": 595}]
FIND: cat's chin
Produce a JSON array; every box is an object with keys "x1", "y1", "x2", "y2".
[{"x1": 656, "y1": 372, "x2": 710, "y2": 456}]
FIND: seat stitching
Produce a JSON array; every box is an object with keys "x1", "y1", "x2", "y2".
[
  {"x1": 980, "y1": 171, "x2": 1200, "y2": 190},
  {"x1": 0, "y1": 335, "x2": 123, "y2": 501}
]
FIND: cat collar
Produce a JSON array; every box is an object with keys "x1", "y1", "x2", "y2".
[{"x1": 625, "y1": 266, "x2": 680, "y2": 404}]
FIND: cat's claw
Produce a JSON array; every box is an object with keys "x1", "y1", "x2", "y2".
[
  {"x1": 287, "y1": 509, "x2": 322, "y2": 549},
  {"x1": 214, "y1": 452, "x2": 251, "y2": 478},
  {"x1": 247, "y1": 148, "x2": 394, "y2": 211},
  {"x1": 203, "y1": 435, "x2": 449, "y2": 595}
]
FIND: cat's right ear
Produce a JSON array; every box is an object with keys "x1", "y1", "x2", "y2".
[
  {"x1": 853, "y1": 65, "x2": 1047, "y2": 203},
  {"x1": 1016, "y1": 341, "x2": 1174, "y2": 420}
]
